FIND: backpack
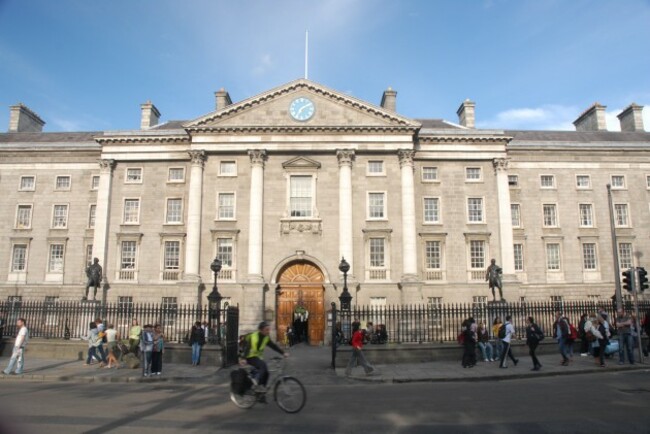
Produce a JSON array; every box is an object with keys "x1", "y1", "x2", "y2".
[
  {"x1": 498, "y1": 324, "x2": 507, "y2": 339},
  {"x1": 567, "y1": 320, "x2": 578, "y2": 341},
  {"x1": 533, "y1": 324, "x2": 545, "y2": 342}
]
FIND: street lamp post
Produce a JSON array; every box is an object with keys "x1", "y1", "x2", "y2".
[
  {"x1": 338, "y1": 257, "x2": 352, "y2": 342},
  {"x1": 208, "y1": 258, "x2": 223, "y2": 346}
]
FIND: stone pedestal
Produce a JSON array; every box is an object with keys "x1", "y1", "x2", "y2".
[
  {"x1": 241, "y1": 283, "x2": 266, "y2": 334},
  {"x1": 400, "y1": 281, "x2": 423, "y2": 305}
]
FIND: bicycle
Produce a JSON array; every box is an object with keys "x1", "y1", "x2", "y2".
[{"x1": 230, "y1": 356, "x2": 307, "y2": 413}]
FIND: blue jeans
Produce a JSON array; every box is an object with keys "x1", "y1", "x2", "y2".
[
  {"x1": 494, "y1": 339, "x2": 503, "y2": 360},
  {"x1": 3, "y1": 347, "x2": 24, "y2": 374},
  {"x1": 478, "y1": 342, "x2": 494, "y2": 360},
  {"x1": 142, "y1": 350, "x2": 152, "y2": 376},
  {"x1": 618, "y1": 332, "x2": 634, "y2": 363},
  {"x1": 86, "y1": 345, "x2": 107, "y2": 364},
  {"x1": 191, "y1": 343, "x2": 202, "y2": 365},
  {"x1": 558, "y1": 337, "x2": 570, "y2": 362},
  {"x1": 247, "y1": 357, "x2": 269, "y2": 386}
]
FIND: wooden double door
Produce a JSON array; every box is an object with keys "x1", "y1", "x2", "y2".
[{"x1": 276, "y1": 262, "x2": 325, "y2": 346}]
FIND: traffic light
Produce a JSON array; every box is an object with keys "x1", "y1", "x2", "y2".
[
  {"x1": 638, "y1": 267, "x2": 649, "y2": 292},
  {"x1": 622, "y1": 268, "x2": 633, "y2": 292}
]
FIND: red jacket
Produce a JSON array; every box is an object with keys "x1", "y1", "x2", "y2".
[{"x1": 351, "y1": 330, "x2": 364, "y2": 349}]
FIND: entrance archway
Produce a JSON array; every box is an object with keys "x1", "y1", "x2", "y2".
[{"x1": 276, "y1": 261, "x2": 325, "y2": 346}]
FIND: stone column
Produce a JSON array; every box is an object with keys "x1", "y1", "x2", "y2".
[
  {"x1": 493, "y1": 158, "x2": 515, "y2": 274},
  {"x1": 337, "y1": 150, "x2": 355, "y2": 274},
  {"x1": 92, "y1": 159, "x2": 115, "y2": 274},
  {"x1": 184, "y1": 150, "x2": 206, "y2": 281},
  {"x1": 398, "y1": 149, "x2": 418, "y2": 280},
  {"x1": 247, "y1": 149, "x2": 266, "y2": 282}
]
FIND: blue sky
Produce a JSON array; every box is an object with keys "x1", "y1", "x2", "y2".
[{"x1": 0, "y1": 0, "x2": 649, "y2": 132}]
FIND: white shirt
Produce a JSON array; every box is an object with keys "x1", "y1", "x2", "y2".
[
  {"x1": 503, "y1": 322, "x2": 515, "y2": 344},
  {"x1": 15, "y1": 326, "x2": 28, "y2": 348}
]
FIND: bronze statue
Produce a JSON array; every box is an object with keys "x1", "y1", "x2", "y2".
[
  {"x1": 84, "y1": 257, "x2": 102, "y2": 301},
  {"x1": 486, "y1": 258, "x2": 505, "y2": 302}
]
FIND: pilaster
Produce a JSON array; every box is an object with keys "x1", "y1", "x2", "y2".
[{"x1": 184, "y1": 150, "x2": 206, "y2": 281}]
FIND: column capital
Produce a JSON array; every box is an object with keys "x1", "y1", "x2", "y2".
[
  {"x1": 248, "y1": 149, "x2": 267, "y2": 167},
  {"x1": 493, "y1": 158, "x2": 509, "y2": 173},
  {"x1": 188, "y1": 150, "x2": 206, "y2": 168},
  {"x1": 336, "y1": 149, "x2": 355, "y2": 167},
  {"x1": 398, "y1": 149, "x2": 415, "y2": 168},
  {"x1": 98, "y1": 159, "x2": 116, "y2": 172}
]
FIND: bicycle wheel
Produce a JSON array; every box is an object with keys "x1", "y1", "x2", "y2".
[
  {"x1": 273, "y1": 376, "x2": 306, "y2": 413},
  {"x1": 230, "y1": 389, "x2": 257, "y2": 409}
]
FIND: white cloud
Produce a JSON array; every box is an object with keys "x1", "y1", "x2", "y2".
[
  {"x1": 251, "y1": 53, "x2": 274, "y2": 77},
  {"x1": 478, "y1": 104, "x2": 577, "y2": 130},
  {"x1": 607, "y1": 106, "x2": 650, "y2": 132}
]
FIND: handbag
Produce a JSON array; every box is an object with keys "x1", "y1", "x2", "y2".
[{"x1": 585, "y1": 330, "x2": 597, "y2": 342}]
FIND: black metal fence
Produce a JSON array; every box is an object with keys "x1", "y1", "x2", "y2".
[
  {"x1": 0, "y1": 300, "x2": 229, "y2": 344},
  {"x1": 349, "y1": 299, "x2": 650, "y2": 344}
]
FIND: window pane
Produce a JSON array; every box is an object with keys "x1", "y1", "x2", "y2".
[
  {"x1": 166, "y1": 199, "x2": 182, "y2": 223},
  {"x1": 541, "y1": 175, "x2": 555, "y2": 187},
  {"x1": 546, "y1": 244, "x2": 560, "y2": 270},
  {"x1": 513, "y1": 244, "x2": 524, "y2": 271},
  {"x1": 91, "y1": 176, "x2": 100, "y2": 190},
  {"x1": 422, "y1": 167, "x2": 438, "y2": 180},
  {"x1": 611, "y1": 175, "x2": 625, "y2": 188},
  {"x1": 425, "y1": 241, "x2": 440, "y2": 269},
  {"x1": 579, "y1": 204, "x2": 593, "y2": 227},
  {"x1": 511, "y1": 204, "x2": 521, "y2": 227},
  {"x1": 217, "y1": 238, "x2": 233, "y2": 267},
  {"x1": 56, "y1": 176, "x2": 70, "y2": 189},
  {"x1": 368, "y1": 161, "x2": 384, "y2": 174},
  {"x1": 126, "y1": 168, "x2": 142, "y2": 182},
  {"x1": 164, "y1": 241, "x2": 180, "y2": 270},
  {"x1": 168, "y1": 168, "x2": 184, "y2": 181},
  {"x1": 49, "y1": 244, "x2": 65, "y2": 272},
  {"x1": 618, "y1": 243, "x2": 633, "y2": 269},
  {"x1": 52, "y1": 205, "x2": 68, "y2": 228},
  {"x1": 576, "y1": 175, "x2": 590, "y2": 188},
  {"x1": 582, "y1": 243, "x2": 597, "y2": 270},
  {"x1": 470, "y1": 240, "x2": 485, "y2": 269},
  {"x1": 11, "y1": 245, "x2": 27, "y2": 271},
  {"x1": 508, "y1": 175, "x2": 518, "y2": 187},
  {"x1": 290, "y1": 176, "x2": 312, "y2": 217},
  {"x1": 369, "y1": 238, "x2": 385, "y2": 267},
  {"x1": 20, "y1": 176, "x2": 35, "y2": 190},
  {"x1": 468, "y1": 198, "x2": 483, "y2": 222},
  {"x1": 368, "y1": 193, "x2": 385, "y2": 219},
  {"x1": 466, "y1": 167, "x2": 481, "y2": 180},
  {"x1": 543, "y1": 204, "x2": 557, "y2": 227},
  {"x1": 16, "y1": 205, "x2": 32, "y2": 228},
  {"x1": 615, "y1": 204, "x2": 628, "y2": 226},
  {"x1": 124, "y1": 199, "x2": 140, "y2": 223},
  {"x1": 423, "y1": 198, "x2": 439, "y2": 223},
  {"x1": 86, "y1": 244, "x2": 93, "y2": 267},
  {"x1": 88, "y1": 205, "x2": 96, "y2": 228},
  {"x1": 218, "y1": 193, "x2": 235, "y2": 219},
  {"x1": 220, "y1": 161, "x2": 236, "y2": 175},
  {"x1": 121, "y1": 241, "x2": 137, "y2": 269}
]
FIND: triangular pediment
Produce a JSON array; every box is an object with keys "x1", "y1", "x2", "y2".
[
  {"x1": 282, "y1": 156, "x2": 321, "y2": 169},
  {"x1": 184, "y1": 79, "x2": 420, "y2": 132}
]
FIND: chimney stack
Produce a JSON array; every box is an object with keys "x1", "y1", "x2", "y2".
[
  {"x1": 215, "y1": 88, "x2": 232, "y2": 111},
  {"x1": 456, "y1": 99, "x2": 476, "y2": 128},
  {"x1": 140, "y1": 101, "x2": 160, "y2": 129},
  {"x1": 573, "y1": 103, "x2": 607, "y2": 131},
  {"x1": 617, "y1": 103, "x2": 645, "y2": 132},
  {"x1": 8, "y1": 103, "x2": 45, "y2": 132},
  {"x1": 380, "y1": 87, "x2": 397, "y2": 112}
]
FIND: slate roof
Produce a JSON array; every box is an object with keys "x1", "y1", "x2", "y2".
[
  {"x1": 415, "y1": 119, "x2": 463, "y2": 130},
  {"x1": 506, "y1": 130, "x2": 650, "y2": 143},
  {"x1": 0, "y1": 131, "x2": 102, "y2": 143}
]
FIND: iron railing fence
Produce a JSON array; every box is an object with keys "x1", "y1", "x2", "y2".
[
  {"x1": 0, "y1": 300, "x2": 229, "y2": 344},
  {"x1": 349, "y1": 299, "x2": 650, "y2": 344}
]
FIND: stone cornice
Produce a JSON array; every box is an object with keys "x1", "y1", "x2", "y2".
[
  {"x1": 184, "y1": 79, "x2": 422, "y2": 130},
  {"x1": 96, "y1": 135, "x2": 189, "y2": 144},
  {"x1": 417, "y1": 135, "x2": 511, "y2": 144},
  {"x1": 187, "y1": 125, "x2": 419, "y2": 134}
]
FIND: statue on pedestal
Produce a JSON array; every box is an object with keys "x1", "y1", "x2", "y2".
[
  {"x1": 486, "y1": 258, "x2": 505, "y2": 302},
  {"x1": 83, "y1": 258, "x2": 102, "y2": 301}
]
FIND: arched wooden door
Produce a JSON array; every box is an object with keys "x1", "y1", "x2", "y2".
[{"x1": 276, "y1": 262, "x2": 325, "y2": 346}]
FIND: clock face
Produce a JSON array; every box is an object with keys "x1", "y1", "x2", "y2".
[{"x1": 289, "y1": 97, "x2": 315, "y2": 121}]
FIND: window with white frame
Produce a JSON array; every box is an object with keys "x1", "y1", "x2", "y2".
[
  {"x1": 19, "y1": 176, "x2": 35, "y2": 191},
  {"x1": 369, "y1": 297, "x2": 387, "y2": 325},
  {"x1": 369, "y1": 238, "x2": 385, "y2": 268},
  {"x1": 218, "y1": 193, "x2": 235, "y2": 220},
  {"x1": 513, "y1": 243, "x2": 524, "y2": 271},
  {"x1": 91, "y1": 175, "x2": 100, "y2": 190},
  {"x1": 579, "y1": 203, "x2": 593, "y2": 227},
  {"x1": 614, "y1": 204, "x2": 629, "y2": 227},
  {"x1": 216, "y1": 238, "x2": 233, "y2": 268},
  {"x1": 52, "y1": 204, "x2": 68, "y2": 228},
  {"x1": 367, "y1": 160, "x2": 384, "y2": 175},
  {"x1": 423, "y1": 197, "x2": 440, "y2": 223},
  {"x1": 48, "y1": 244, "x2": 65, "y2": 273},
  {"x1": 422, "y1": 166, "x2": 438, "y2": 181},
  {"x1": 55, "y1": 176, "x2": 71, "y2": 190},
  {"x1": 213, "y1": 231, "x2": 238, "y2": 280},
  {"x1": 15, "y1": 205, "x2": 32, "y2": 229},
  {"x1": 508, "y1": 175, "x2": 519, "y2": 187},
  {"x1": 162, "y1": 240, "x2": 180, "y2": 279},
  {"x1": 290, "y1": 176, "x2": 313, "y2": 217},
  {"x1": 467, "y1": 198, "x2": 484, "y2": 223},
  {"x1": 120, "y1": 241, "x2": 137, "y2": 279},
  {"x1": 576, "y1": 175, "x2": 591, "y2": 189},
  {"x1": 511, "y1": 204, "x2": 521, "y2": 227},
  {"x1": 11, "y1": 244, "x2": 27, "y2": 272},
  {"x1": 611, "y1": 175, "x2": 625, "y2": 189},
  {"x1": 368, "y1": 192, "x2": 386, "y2": 219},
  {"x1": 465, "y1": 167, "x2": 482, "y2": 181},
  {"x1": 542, "y1": 204, "x2": 558, "y2": 227},
  {"x1": 546, "y1": 243, "x2": 561, "y2": 270},
  {"x1": 582, "y1": 243, "x2": 597, "y2": 270},
  {"x1": 167, "y1": 167, "x2": 185, "y2": 182},
  {"x1": 424, "y1": 240, "x2": 441, "y2": 270},
  {"x1": 473, "y1": 296, "x2": 488, "y2": 310},
  {"x1": 551, "y1": 295, "x2": 564, "y2": 311},
  {"x1": 118, "y1": 296, "x2": 133, "y2": 315},
  {"x1": 88, "y1": 205, "x2": 96, "y2": 229},
  {"x1": 618, "y1": 242, "x2": 633, "y2": 269},
  {"x1": 125, "y1": 168, "x2": 142, "y2": 183},
  {"x1": 123, "y1": 199, "x2": 140, "y2": 224},
  {"x1": 540, "y1": 175, "x2": 555, "y2": 188},
  {"x1": 166, "y1": 198, "x2": 183, "y2": 224},
  {"x1": 85, "y1": 244, "x2": 93, "y2": 267},
  {"x1": 161, "y1": 297, "x2": 178, "y2": 326},
  {"x1": 219, "y1": 161, "x2": 237, "y2": 176},
  {"x1": 469, "y1": 240, "x2": 485, "y2": 269}
]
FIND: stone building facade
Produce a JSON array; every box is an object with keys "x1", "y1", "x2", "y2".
[{"x1": 1, "y1": 79, "x2": 648, "y2": 341}]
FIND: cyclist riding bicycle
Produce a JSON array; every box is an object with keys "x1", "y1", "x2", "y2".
[{"x1": 240, "y1": 322, "x2": 288, "y2": 394}]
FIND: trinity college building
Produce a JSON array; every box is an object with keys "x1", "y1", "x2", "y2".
[{"x1": 1, "y1": 79, "x2": 649, "y2": 340}]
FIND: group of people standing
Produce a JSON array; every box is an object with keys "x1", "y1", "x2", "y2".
[{"x1": 460, "y1": 315, "x2": 523, "y2": 369}]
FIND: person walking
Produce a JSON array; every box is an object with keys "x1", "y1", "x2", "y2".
[
  {"x1": 345, "y1": 324, "x2": 375, "y2": 377},
  {"x1": 461, "y1": 318, "x2": 477, "y2": 368},
  {"x1": 151, "y1": 324, "x2": 164, "y2": 376},
  {"x1": 492, "y1": 317, "x2": 504, "y2": 361},
  {"x1": 129, "y1": 318, "x2": 142, "y2": 356},
  {"x1": 525, "y1": 316, "x2": 543, "y2": 371},
  {"x1": 140, "y1": 324, "x2": 154, "y2": 377},
  {"x1": 477, "y1": 322, "x2": 494, "y2": 362},
  {"x1": 615, "y1": 308, "x2": 635, "y2": 365},
  {"x1": 3, "y1": 318, "x2": 28, "y2": 375},
  {"x1": 189, "y1": 321, "x2": 205, "y2": 366},
  {"x1": 84, "y1": 322, "x2": 107, "y2": 367},
  {"x1": 552, "y1": 312, "x2": 571, "y2": 366},
  {"x1": 105, "y1": 324, "x2": 120, "y2": 368},
  {"x1": 499, "y1": 315, "x2": 519, "y2": 368},
  {"x1": 578, "y1": 313, "x2": 590, "y2": 356},
  {"x1": 643, "y1": 310, "x2": 650, "y2": 357}
]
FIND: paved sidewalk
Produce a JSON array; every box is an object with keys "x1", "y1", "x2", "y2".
[{"x1": 1, "y1": 344, "x2": 647, "y2": 385}]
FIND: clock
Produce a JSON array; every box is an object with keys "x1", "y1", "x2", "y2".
[{"x1": 289, "y1": 97, "x2": 315, "y2": 121}]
